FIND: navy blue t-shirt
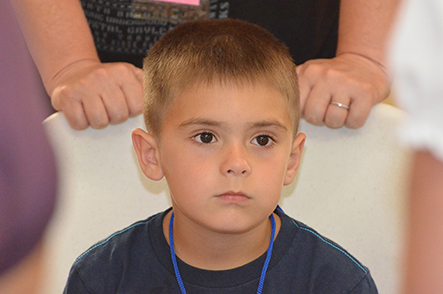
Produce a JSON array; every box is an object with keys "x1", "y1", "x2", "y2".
[{"x1": 64, "y1": 208, "x2": 378, "y2": 293}]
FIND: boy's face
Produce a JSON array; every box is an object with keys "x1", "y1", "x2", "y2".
[{"x1": 133, "y1": 82, "x2": 305, "y2": 235}]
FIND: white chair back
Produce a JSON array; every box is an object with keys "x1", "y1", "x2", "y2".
[{"x1": 282, "y1": 103, "x2": 411, "y2": 294}]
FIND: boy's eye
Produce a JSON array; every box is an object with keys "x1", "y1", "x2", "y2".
[
  {"x1": 252, "y1": 135, "x2": 273, "y2": 146},
  {"x1": 194, "y1": 132, "x2": 216, "y2": 144}
]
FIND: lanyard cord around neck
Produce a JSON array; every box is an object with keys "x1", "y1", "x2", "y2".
[{"x1": 169, "y1": 212, "x2": 276, "y2": 294}]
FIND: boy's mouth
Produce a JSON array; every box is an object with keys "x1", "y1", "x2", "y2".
[{"x1": 216, "y1": 191, "x2": 250, "y2": 203}]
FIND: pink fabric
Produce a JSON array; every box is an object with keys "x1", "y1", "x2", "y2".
[{"x1": 152, "y1": 0, "x2": 200, "y2": 6}]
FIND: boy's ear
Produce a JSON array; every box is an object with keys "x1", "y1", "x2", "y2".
[
  {"x1": 132, "y1": 128, "x2": 164, "y2": 181},
  {"x1": 284, "y1": 133, "x2": 306, "y2": 186}
]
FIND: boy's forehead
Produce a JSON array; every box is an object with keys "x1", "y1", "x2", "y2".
[
  {"x1": 173, "y1": 78, "x2": 287, "y2": 101},
  {"x1": 166, "y1": 80, "x2": 296, "y2": 126},
  {"x1": 171, "y1": 79, "x2": 289, "y2": 106}
]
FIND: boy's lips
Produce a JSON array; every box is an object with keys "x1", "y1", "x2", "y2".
[{"x1": 215, "y1": 191, "x2": 250, "y2": 203}]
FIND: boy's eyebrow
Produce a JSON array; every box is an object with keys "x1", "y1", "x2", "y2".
[
  {"x1": 179, "y1": 118, "x2": 222, "y2": 128},
  {"x1": 179, "y1": 118, "x2": 288, "y2": 131},
  {"x1": 248, "y1": 119, "x2": 288, "y2": 131}
]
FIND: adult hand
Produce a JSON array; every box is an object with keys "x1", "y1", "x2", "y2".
[
  {"x1": 296, "y1": 53, "x2": 391, "y2": 129},
  {"x1": 49, "y1": 59, "x2": 144, "y2": 130}
]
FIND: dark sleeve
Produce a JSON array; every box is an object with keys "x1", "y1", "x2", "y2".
[
  {"x1": 64, "y1": 269, "x2": 93, "y2": 294},
  {"x1": 0, "y1": 1, "x2": 57, "y2": 275},
  {"x1": 348, "y1": 273, "x2": 379, "y2": 294},
  {"x1": 63, "y1": 245, "x2": 125, "y2": 294}
]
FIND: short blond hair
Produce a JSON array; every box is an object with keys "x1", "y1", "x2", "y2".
[{"x1": 143, "y1": 19, "x2": 299, "y2": 137}]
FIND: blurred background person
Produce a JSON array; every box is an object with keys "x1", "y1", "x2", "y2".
[
  {"x1": 391, "y1": 0, "x2": 443, "y2": 293},
  {"x1": 0, "y1": 1, "x2": 57, "y2": 293}
]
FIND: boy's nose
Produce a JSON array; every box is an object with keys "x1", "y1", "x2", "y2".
[{"x1": 220, "y1": 144, "x2": 251, "y2": 176}]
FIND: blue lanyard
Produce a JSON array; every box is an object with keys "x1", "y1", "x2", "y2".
[{"x1": 169, "y1": 212, "x2": 276, "y2": 294}]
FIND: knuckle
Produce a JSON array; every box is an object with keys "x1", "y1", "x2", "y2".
[
  {"x1": 304, "y1": 114, "x2": 324, "y2": 126},
  {"x1": 129, "y1": 98, "x2": 144, "y2": 114},
  {"x1": 346, "y1": 118, "x2": 365, "y2": 129},
  {"x1": 303, "y1": 63, "x2": 324, "y2": 77},
  {"x1": 112, "y1": 63, "x2": 132, "y2": 75},
  {"x1": 111, "y1": 112, "x2": 129, "y2": 124},
  {"x1": 52, "y1": 86, "x2": 80, "y2": 108},
  {"x1": 72, "y1": 122, "x2": 89, "y2": 130},
  {"x1": 323, "y1": 67, "x2": 346, "y2": 82},
  {"x1": 355, "y1": 83, "x2": 381, "y2": 104},
  {"x1": 129, "y1": 105, "x2": 143, "y2": 117},
  {"x1": 54, "y1": 84, "x2": 75, "y2": 98},
  {"x1": 345, "y1": 122, "x2": 360, "y2": 129},
  {"x1": 325, "y1": 112, "x2": 345, "y2": 129},
  {"x1": 359, "y1": 81, "x2": 376, "y2": 94},
  {"x1": 65, "y1": 116, "x2": 88, "y2": 130},
  {"x1": 89, "y1": 113, "x2": 110, "y2": 129},
  {"x1": 326, "y1": 119, "x2": 343, "y2": 129},
  {"x1": 91, "y1": 119, "x2": 109, "y2": 129},
  {"x1": 91, "y1": 67, "x2": 110, "y2": 80}
]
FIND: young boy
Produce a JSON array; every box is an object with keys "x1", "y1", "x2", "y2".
[{"x1": 64, "y1": 19, "x2": 378, "y2": 293}]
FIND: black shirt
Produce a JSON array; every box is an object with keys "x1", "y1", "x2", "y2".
[{"x1": 81, "y1": 0, "x2": 339, "y2": 67}]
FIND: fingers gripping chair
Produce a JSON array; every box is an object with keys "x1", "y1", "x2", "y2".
[{"x1": 41, "y1": 103, "x2": 410, "y2": 294}]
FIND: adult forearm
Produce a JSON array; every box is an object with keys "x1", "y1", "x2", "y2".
[
  {"x1": 337, "y1": 0, "x2": 401, "y2": 68},
  {"x1": 11, "y1": 0, "x2": 99, "y2": 94},
  {"x1": 403, "y1": 151, "x2": 443, "y2": 294}
]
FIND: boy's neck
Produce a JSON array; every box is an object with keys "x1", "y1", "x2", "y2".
[{"x1": 162, "y1": 210, "x2": 281, "y2": 271}]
